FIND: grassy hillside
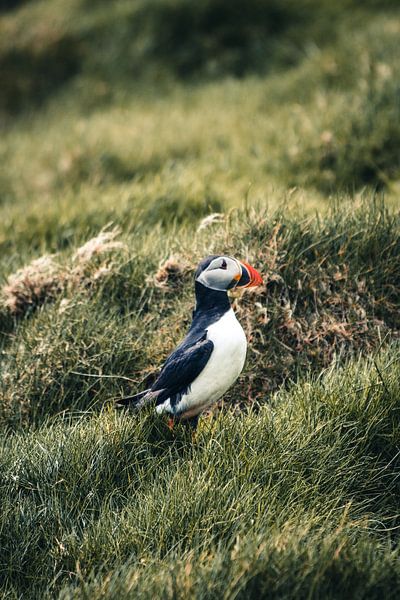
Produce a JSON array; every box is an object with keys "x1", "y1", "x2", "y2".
[
  {"x1": 0, "y1": 0, "x2": 400, "y2": 598},
  {"x1": 1, "y1": 348, "x2": 400, "y2": 599}
]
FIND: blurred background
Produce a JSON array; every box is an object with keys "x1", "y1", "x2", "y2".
[{"x1": 0, "y1": 0, "x2": 399, "y2": 254}]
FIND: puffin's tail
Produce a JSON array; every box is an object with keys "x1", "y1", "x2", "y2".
[{"x1": 115, "y1": 389, "x2": 155, "y2": 410}]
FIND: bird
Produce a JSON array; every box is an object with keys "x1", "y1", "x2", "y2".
[{"x1": 116, "y1": 255, "x2": 263, "y2": 429}]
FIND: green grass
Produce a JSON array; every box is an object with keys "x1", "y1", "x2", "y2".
[
  {"x1": 1, "y1": 204, "x2": 399, "y2": 429},
  {"x1": 1, "y1": 0, "x2": 393, "y2": 113},
  {"x1": 0, "y1": 204, "x2": 399, "y2": 598},
  {"x1": 1, "y1": 347, "x2": 399, "y2": 598},
  {"x1": 1, "y1": 0, "x2": 400, "y2": 597}
]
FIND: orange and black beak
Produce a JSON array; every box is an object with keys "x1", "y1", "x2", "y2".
[{"x1": 234, "y1": 261, "x2": 263, "y2": 288}]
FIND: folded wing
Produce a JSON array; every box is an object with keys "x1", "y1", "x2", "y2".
[{"x1": 116, "y1": 331, "x2": 214, "y2": 410}]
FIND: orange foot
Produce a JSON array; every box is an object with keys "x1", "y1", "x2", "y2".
[{"x1": 167, "y1": 417, "x2": 174, "y2": 431}]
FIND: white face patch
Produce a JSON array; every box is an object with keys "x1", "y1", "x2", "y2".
[{"x1": 196, "y1": 256, "x2": 242, "y2": 291}]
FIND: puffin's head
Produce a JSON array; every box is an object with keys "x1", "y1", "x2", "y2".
[{"x1": 195, "y1": 255, "x2": 263, "y2": 292}]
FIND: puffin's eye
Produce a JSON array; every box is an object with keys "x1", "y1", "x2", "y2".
[{"x1": 220, "y1": 259, "x2": 227, "y2": 270}]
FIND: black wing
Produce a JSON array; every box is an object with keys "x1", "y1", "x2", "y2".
[{"x1": 151, "y1": 333, "x2": 214, "y2": 406}]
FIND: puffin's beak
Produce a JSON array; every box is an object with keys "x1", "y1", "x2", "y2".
[{"x1": 235, "y1": 261, "x2": 263, "y2": 288}]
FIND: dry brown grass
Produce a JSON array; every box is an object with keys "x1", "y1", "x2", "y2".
[
  {"x1": 150, "y1": 255, "x2": 191, "y2": 290},
  {"x1": 1, "y1": 228, "x2": 126, "y2": 316},
  {"x1": 2, "y1": 255, "x2": 65, "y2": 316}
]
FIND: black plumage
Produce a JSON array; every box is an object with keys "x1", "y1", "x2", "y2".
[{"x1": 116, "y1": 279, "x2": 230, "y2": 413}]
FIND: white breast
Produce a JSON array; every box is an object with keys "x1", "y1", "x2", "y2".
[{"x1": 156, "y1": 309, "x2": 247, "y2": 418}]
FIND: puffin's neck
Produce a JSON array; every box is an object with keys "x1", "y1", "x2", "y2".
[{"x1": 193, "y1": 281, "x2": 231, "y2": 319}]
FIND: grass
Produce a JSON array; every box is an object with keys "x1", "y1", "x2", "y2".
[
  {"x1": 1, "y1": 347, "x2": 399, "y2": 598},
  {"x1": 0, "y1": 0, "x2": 388, "y2": 113},
  {"x1": 1, "y1": 0, "x2": 400, "y2": 597},
  {"x1": 283, "y1": 66, "x2": 400, "y2": 192},
  {"x1": 1, "y1": 204, "x2": 399, "y2": 429}
]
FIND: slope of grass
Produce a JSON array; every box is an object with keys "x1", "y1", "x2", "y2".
[
  {"x1": 0, "y1": 346, "x2": 399, "y2": 598},
  {"x1": 2, "y1": 0, "x2": 397, "y2": 114},
  {"x1": 282, "y1": 62, "x2": 400, "y2": 192},
  {"x1": 1, "y1": 3, "x2": 400, "y2": 222},
  {"x1": 1, "y1": 204, "x2": 399, "y2": 430}
]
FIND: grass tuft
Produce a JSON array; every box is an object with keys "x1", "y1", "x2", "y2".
[
  {"x1": 150, "y1": 255, "x2": 191, "y2": 290},
  {"x1": 2, "y1": 254, "x2": 65, "y2": 316},
  {"x1": 1, "y1": 227, "x2": 126, "y2": 317}
]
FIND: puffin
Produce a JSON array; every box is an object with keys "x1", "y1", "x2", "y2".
[{"x1": 117, "y1": 255, "x2": 263, "y2": 428}]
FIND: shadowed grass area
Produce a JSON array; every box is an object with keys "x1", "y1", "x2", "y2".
[
  {"x1": 0, "y1": 346, "x2": 399, "y2": 598},
  {"x1": 2, "y1": 0, "x2": 396, "y2": 113}
]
